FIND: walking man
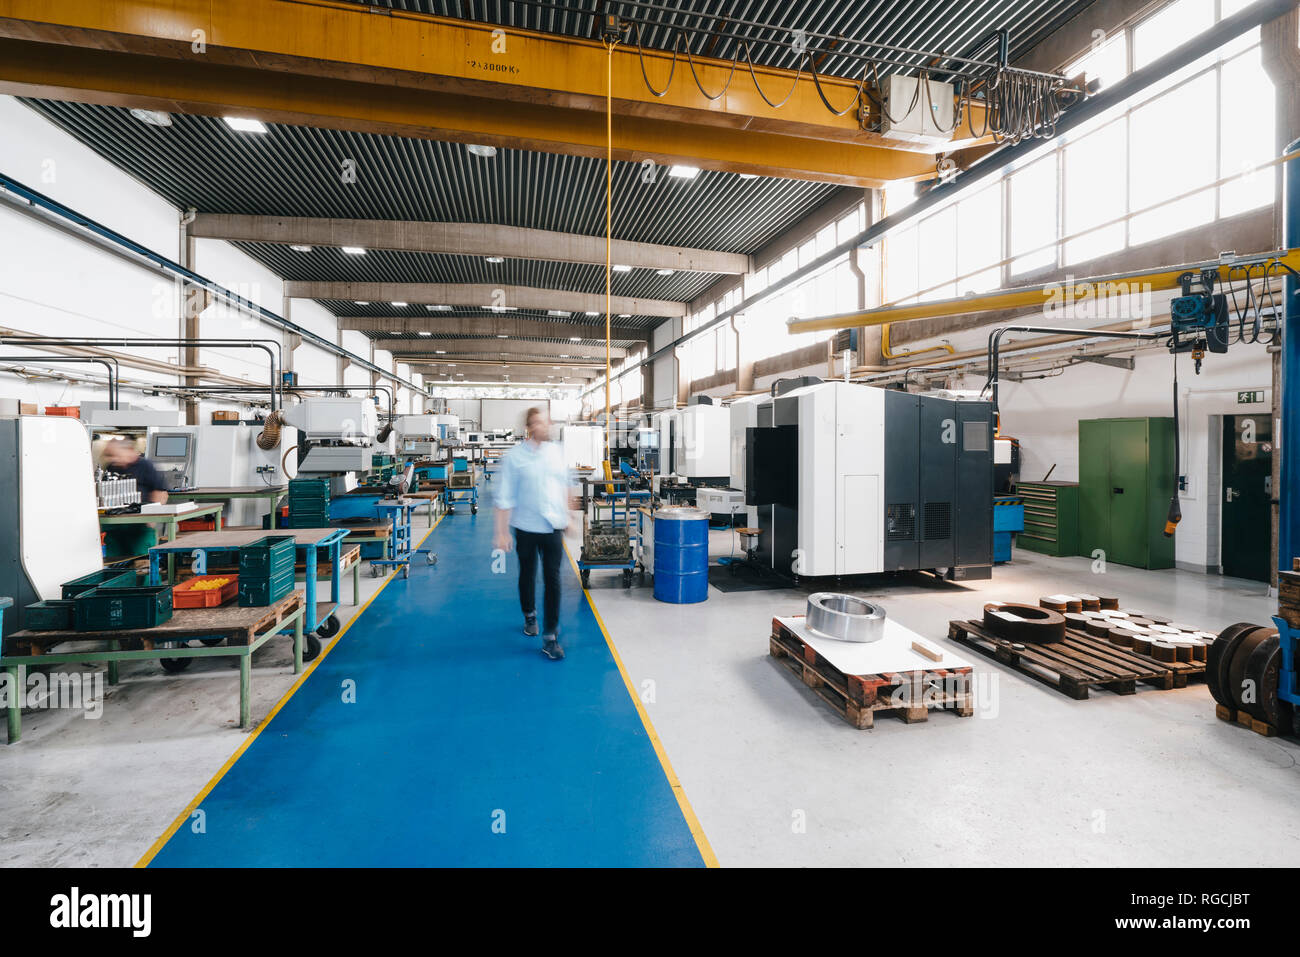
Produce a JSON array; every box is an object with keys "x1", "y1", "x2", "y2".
[{"x1": 494, "y1": 407, "x2": 572, "y2": 660}]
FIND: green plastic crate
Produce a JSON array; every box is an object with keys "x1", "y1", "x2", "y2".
[
  {"x1": 60, "y1": 567, "x2": 137, "y2": 600},
  {"x1": 238, "y1": 535, "x2": 296, "y2": 577},
  {"x1": 238, "y1": 567, "x2": 296, "y2": 607},
  {"x1": 24, "y1": 599, "x2": 76, "y2": 630},
  {"x1": 74, "y1": 586, "x2": 173, "y2": 631}
]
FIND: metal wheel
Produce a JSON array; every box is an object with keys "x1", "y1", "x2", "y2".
[
  {"x1": 200, "y1": 637, "x2": 223, "y2": 647},
  {"x1": 316, "y1": 614, "x2": 341, "y2": 640},
  {"x1": 581, "y1": 569, "x2": 590, "y2": 588},
  {"x1": 426, "y1": 552, "x2": 438, "y2": 566},
  {"x1": 403, "y1": 564, "x2": 410, "y2": 579},
  {"x1": 370, "y1": 562, "x2": 382, "y2": 578},
  {"x1": 302, "y1": 633, "x2": 322, "y2": 662},
  {"x1": 471, "y1": 504, "x2": 478, "y2": 514},
  {"x1": 159, "y1": 656, "x2": 191, "y2": 674}
]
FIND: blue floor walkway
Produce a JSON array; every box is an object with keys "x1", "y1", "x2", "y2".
[{"x1": 148, "y1": 483, "x2": 705, "y2": 867}]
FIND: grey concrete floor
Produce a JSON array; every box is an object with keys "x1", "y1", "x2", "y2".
[
  {"x1": 0, "y1": 516, "x2": 438, "y2": 868},
  {"x1": 581, "y1": 530, "x2": 1300, "y2": 867}
]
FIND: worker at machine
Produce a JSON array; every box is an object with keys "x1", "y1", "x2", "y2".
[
  {"x1": 102, "y1": 438, "x2": 168, "y2": 504},
  {"x1": 493, "y1": 407, "x2": 571, "y2": 661}
]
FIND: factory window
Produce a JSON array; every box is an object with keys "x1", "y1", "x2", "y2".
[
  {"x1": 955, "y1": 183, "x2": 1002, "y2": 294},
  {"x1": 1128, "y1": 70, "x2": 1218, "y2": 245},
  {"x1": 1009, "y1": 154, "x2": 1058, "y2": 275},
  {"x1": 1063, "y1": 117, "x2": 1127, "y2": 263},
  {"x1": 1219, "y1": 43, "x2": 1275, "y2": 217}
]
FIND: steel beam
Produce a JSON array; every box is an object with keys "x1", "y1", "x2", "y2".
[
  {"x1": 338, "y1": 315, "x2": 644, "y2": 341},
  {"x1": 386, "y1": 339, "x2": 627, "y2": 360},
  {"x1": 288, "y1": 282, "x2": 684, "y2": 318},
  {"x1": 190, "y1": 214, "x2": 749, "y2": 275},
  {"x1": 0, "y1": 0, "x2": 957, "y2": 187}
]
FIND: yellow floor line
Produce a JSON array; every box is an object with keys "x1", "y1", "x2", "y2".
[
  {"x1": 135, "y1": 515, "x2": 445, "y2": 868},
  {"x1": 563, "y1": 543, "x2": 720, "y2": 868}
]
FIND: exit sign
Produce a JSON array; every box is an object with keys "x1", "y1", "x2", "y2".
[{"x1": 1238, "y1": 390, "x2": 1264, "y2": 404}]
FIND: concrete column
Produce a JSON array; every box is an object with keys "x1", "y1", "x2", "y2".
[
  {"x1": 179, "y1": 214, "x2": 199, "y2": 425},
  {"x1": 735, "y1": 314, "x2": 755, "y2": 393}
]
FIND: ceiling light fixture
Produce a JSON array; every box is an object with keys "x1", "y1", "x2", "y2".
[
  {"x1": 612, "y1": 264, "x2": 632, "y2": 273},
  {"x1": 547, "y1": 310, "x2": 570, "y2": 317},
  {"x1": 486, "y1": 256, "x2": 505, "y2": 264},
  {"x1": 289, "y1": 244, "x2": 313, "y2": 253},
  {"x1": 738, "y1": 172, "x2": 759, "y2": 180},
  {"x1": 418, "y1": 331, "x2": 433, "y2": 336},
  {"x1": 392, "y1": 301, "x2": 408, "y2": 307},
  {"x1": 426, "y1": 304, "x2": 451, "y2": 311},
  {"x1": 569, "y1": 336, "x2": 581, "y2": 342},
  {"x1": 223, "y1": 116, "x2": 268, "y2": 134},
  {"x1": 435, "y1": 349, "x2": 447, "y2": 354},
  {"x1": 342, "y1": 246, "x2": 366, "y2": 255},
  {"x1": 656, "y1": 268, "x2": 674, "y2": 276},
  {"x1": 355, "y1": 301, "x2": 370, "y2": 306},
  {"x1": 668, "y1": 165, "x2": 700, "y2": 179},
  {"x1": 130, "y1": 108, "x2": 173, "y2": 127},
  {"x1": 497, "y1": 334, "x2": 508, "y2": 338},
  {"x1": 467, "y1": 144, "x2": 498, "y2": 158},
  {"x1": 585, "y1": 311, "x2": 599, "y2": 317}
]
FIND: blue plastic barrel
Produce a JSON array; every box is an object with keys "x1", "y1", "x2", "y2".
[{"x1": 653, "y1": 508, "x2": 709, "y2": 603}]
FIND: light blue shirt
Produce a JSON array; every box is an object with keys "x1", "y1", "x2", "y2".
[{"x1": 495, "y1": 439, "x2": 571, "y2": 533}]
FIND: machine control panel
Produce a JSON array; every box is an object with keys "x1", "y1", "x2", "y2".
[{"x1": 148, "y1": 432, "x2": 195, "y2": 490}]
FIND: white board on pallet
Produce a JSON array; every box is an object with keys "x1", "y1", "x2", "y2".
[{"x1": 775, "y1": 616, "x2": 975, "y2": 675}]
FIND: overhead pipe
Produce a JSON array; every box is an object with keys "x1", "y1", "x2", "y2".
[
  {"x1": 984, "y1": 325, "x2": 1168, "y2": 414},
  {"x1": 172, "y1": 383, "x2": 397, "y2": 440},
  {"x1": 0, "y1": 356, "x2": 119, "y2": 409}
]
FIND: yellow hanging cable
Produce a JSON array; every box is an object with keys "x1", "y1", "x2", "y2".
[{"x1": 604, "y1": 36, "x2": 614, "y2": 481}]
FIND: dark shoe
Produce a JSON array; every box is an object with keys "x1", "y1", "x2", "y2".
[
  {"x1": 523, "y1": 613, "x2": 539, "y2": 637},
  {"x1": 541, "y1": 637, "x2": 565, "y2": 660}
]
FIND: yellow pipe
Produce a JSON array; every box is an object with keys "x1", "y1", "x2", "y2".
[
  {"x1": 879, "y1": 322, "x2": 956, "y2": 360},
  {"x1": 789, "y1": 249, "x2": 1300, "y2": 334}
]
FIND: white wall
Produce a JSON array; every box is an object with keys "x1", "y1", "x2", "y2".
[
  {"x1": 951, "y1": 344, "x2": 1272, "y2": 571},
  {"x1": 651, "y1": 318, "x2": 680, "y2": 408},
  {"x1": 0, "y1": 96, "x2": 184, "y2": 413}
]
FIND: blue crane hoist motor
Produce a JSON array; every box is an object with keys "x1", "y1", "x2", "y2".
[{"x1": 1169, "y1": 268, "x2": 1229, "y2": 372}]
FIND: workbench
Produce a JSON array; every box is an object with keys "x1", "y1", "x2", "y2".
[
  {"x1": 2, "y1": 591, "x2": 306, "y2": 741},
  {"x1": 404, "y1": 489, "x2": 444, "y2": 525},
  {"x1": 146, "y1": 527, "x2": 350, "y2": 646},
  {"x1": 98, "y1": 502, "x2": 226, "y2": 577},
  {"x1": 179, "y1": 485, "x2": 289, "y2": 528}
]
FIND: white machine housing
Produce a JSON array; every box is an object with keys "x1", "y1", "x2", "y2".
[
  {"x1": 656, "y1": 404, "x2": 730, "y2": 483},
  {"x1": 880, "y1": 74, "x2": 956, "y2": 147},
  {"x1": 281, "y1": 397, "x2": 378, "y2": 475},
  {"x1": 561, "y1": 422, "x2": 604, "y2": 470},
  {"x1": 145, "y1": 423, "x2": 301, "y2": 525},
  {"x1": 0, "y1": 416, "x2": 102, "y2": 633},
  {"x1": 745, "y1": 381, "x2": 994, "y2": 580}
]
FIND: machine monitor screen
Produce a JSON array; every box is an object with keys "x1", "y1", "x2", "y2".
[{"x1": 153, "y1": 435, "x2": 191, "y2": 459}]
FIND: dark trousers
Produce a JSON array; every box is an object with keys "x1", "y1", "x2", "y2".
[{"x1": 513, "y1": 527, "x2": 563, "y2": 636}]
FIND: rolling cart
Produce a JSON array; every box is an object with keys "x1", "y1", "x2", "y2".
[
  {"x1": 442, "y1": 484, "x2": 479, "y2": 515},
  {"x1": 369, "y1": 498, "x2": 438, "y2": 579},
  {"x1": 576, "y1": 477, "x2": 644, "y2": 589}
]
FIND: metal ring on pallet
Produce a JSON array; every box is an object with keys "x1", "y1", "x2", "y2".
[
  {"x1": 982, "y1": 602, "x2": 1067, "y2": 643},
  {"x1": 805, "y1": 593, "x2": 886, "y2": 643}
]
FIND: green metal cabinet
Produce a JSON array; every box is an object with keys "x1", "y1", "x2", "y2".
[
  {"x1": 1014, "y1": 481, "x2": 1079, "y2": 556},
  {"x1": 1078, "y1": 417, "x2": 1176, "y2": 569}
]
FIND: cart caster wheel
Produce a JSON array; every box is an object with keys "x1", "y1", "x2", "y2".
[
  {"x1": 471, "y1": 505, "x2": 478, "y2": 514},
  {"x1": 623, "y1": 569, "x2": 633, "y2": 588},
  {"x1": 316, "y1": 614, "x2": 341, "y2": 640},
  {"x1": 581, "y1": 570, "x2": 590, "y2": 588},
  {"x1": 427, "y1": 553, "x2": 438, "y2": 566},
  {"x1": 303, "y1": 633, "x2": 322, "y2": 662},
  {"x1": 448, "y1": 507, "x2": 456, "y2": 515},
  {"x1": 403, "y1": 564, "x2": 410, "y2": 579},
  {"x1": 370, "y1": 563, "x2": 381, "y2": 578},
  {"x1": 200, "y1": 637, "x2": 224, "y2": 647},
  {"x1": 160, "y1": 656, "x2": 191, "y2": 674}
]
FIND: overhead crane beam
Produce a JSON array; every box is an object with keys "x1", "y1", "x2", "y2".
[
  {"x1": 339, "y1": 316, "x2": 646, "y2": 341},
  {"x1": 189, "y1": 214, "x2": 750, "y2": 276},
  {"x1": 0, "y1": 0, "x2": 970, "y2": 187},
  {"x1": 388, "y1": 339, "x2": 629, "y2": 360},
  {"x1": 287, "y1": 282, "x2": 683, "y2": 319}
]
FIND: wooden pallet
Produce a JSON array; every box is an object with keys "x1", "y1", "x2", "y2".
[
  {"x1": 947, "y1": 619, "x2": 1202, "y2": 699},
  {"x1": 1214, "y1": 703, "x2": 1279, "y2": 737},
  {"x1": 9, "y1": 592, "x2": 305, "y2": 655},
  {"x1": 769, "y1": 619, "x2": 973, "y2": 730}
]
